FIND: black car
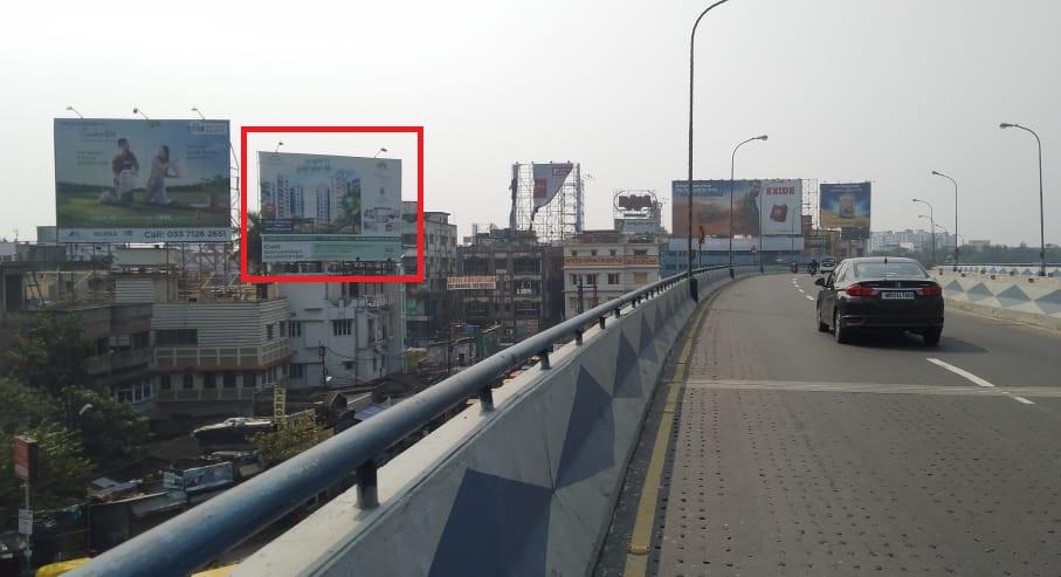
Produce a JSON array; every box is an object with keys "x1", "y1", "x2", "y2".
[{"x1": 815, "y1": 257, "x2": 944, "y2": 345}]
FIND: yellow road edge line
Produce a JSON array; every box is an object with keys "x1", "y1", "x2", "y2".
[{"x1": 623, "y1": 294, "x2": 714, "y2": 576}]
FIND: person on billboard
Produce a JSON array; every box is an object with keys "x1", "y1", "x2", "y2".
[
  {"x1": 111, "y1": 137, "x2": 140, "y2": 205},
  {"x1": 146, "y1": 145, "x2": 180, "y2": 206},
  {"x1": 738, "y1": 180, "x2": 762, "y2": 234}
]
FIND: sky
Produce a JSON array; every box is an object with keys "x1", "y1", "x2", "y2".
[{"x1": 1, "y1": 0, "x2": 1058, "y2": 246}]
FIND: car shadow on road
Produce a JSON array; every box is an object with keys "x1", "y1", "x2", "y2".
[{"x1": 847, "y1": 331, "x2": 988, "y2": 353}]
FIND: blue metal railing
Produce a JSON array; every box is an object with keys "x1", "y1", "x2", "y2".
[{"x1": 68, "y1": 266, "x2": 732, "y2": 577}]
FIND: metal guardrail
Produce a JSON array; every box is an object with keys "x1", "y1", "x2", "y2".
[{"x1": 68, "y1": 266, "x2": 732, "y2": 577}]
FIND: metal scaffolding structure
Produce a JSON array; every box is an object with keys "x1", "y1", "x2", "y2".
[{"x1": 511, "y1": 162, "x2": 583, "y2": 244}]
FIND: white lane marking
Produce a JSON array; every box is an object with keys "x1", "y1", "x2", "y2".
[
  {"x1": 1010, "y1": 395, "x2": 1035, "y2": 405},
  {"x1": 805, "y1": 295, "x2": 814, "y2": 301},
  {"x1": 926, "y1": 358, "x2": 996, "y2": 388}
]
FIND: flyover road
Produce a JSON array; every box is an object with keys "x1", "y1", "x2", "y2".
[{"x1": 598, "y1": 272, "x2": 1061, "y2": 577}]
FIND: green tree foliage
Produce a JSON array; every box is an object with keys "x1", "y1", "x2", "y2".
[
  {"x1": 67, "y1": 387, "x2": 149, "y2": 463},
  {"x1": 251, "y1": 414, "x2": 326, "y2": 469},
  {"x1": 0, "y1": 379, "x2": 94, "y2": 521},
  {"x1": 234, "y1": 211, "x2": 262, "y2": 273},
  {"x1": 5, "y1": 313, "x2": 92, "y2": 398}
]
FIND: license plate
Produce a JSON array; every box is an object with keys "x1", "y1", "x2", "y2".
[{"x1": 881, "y1": 291, "x2": 915, "y2": 300}]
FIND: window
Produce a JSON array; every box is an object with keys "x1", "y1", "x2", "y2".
[
  {"x1": 267, "y1": 324, "x2": 274, "y2": 341},
  {"x1": 343, "y1": 361, "x2": 354, "y2": 371},
  {"x1": 569, "y1": 296, "x2": 577, "y2": 310},
  {"x1": 223, "y1": 372, "x2": 237, "y2": 388},
  {"x1": 570, "y1": 274, "x2": 579, "y2": 285},
  {"x1": 131, "y1": 332, "x2": 150, "y2": 349},
  {"x1": 585, "y1": 274, "x2": 597, "y2": 285},
  {"x1": 288, "y1": 321, "x2": 303, "y2": 337},
  {"x1": 633, "y1": 272, "x2": 648, "y2": 285},
  {"x1": 280, "y1": 322, "x2": 287, "y2": 338},
  {"x1": 204, "y1": 372, "x2": 217, "y2": 389},
  {"x1": 591, "y1": 249, "x2": 598, "y2": 256},
  {"x1": 634, "y1": 249, "x2": 648, "y2": 256},
  {"x1": 609, "y1": 249, "x2": 617, "y2": 256},
  {"x1": 243, "y1": 372, "x2": 256, "y2": 388},
  {"x1": 160, "y1": 374, "x2": 172, "y2": 390},
  {"x1": 95, "y1": 337, "x2": 109, "y2": 355},
  {"x1": 157, "y1": 329, "x2": 198, "y2": 346},
  {"x1": 333, "y1": 319, "x2": 352, "y2": 336},
  {"x1": 368, "y1": 319, "x2": 376, "y2": 340},
  {"x1": 372, "y1": 357, "x2": 378, "y2": 373},
  {"x1": 182, "y1": 374, "x2": 194, "y2": 390},
  {"x1": 570, "y1": 250, "x2": 578, "y2": 256},
  {"x1": 607, "y1": 273, "x2": 620, "y2": 285},
  {"x1": 289, "y1": 364, "x2": 305, "y2": 379}
]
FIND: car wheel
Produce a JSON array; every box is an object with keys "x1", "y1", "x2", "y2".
[
  {"x1": 817, "y1": 305, "x2": 829, "y2": 332},
  {"x1": 923, "y1": 328, "x2": 942, "y2": 346},
  {"x1": 834, "y1": 311, "x2": 852, "y2": 344}
]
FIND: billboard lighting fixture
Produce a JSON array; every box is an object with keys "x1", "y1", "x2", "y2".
[
  {"x1": 65, "y1": 106, "x2": 83, "y2": 119},
  {"x1": 133, "y1": 107, "x2": 150, "y2": 120}
]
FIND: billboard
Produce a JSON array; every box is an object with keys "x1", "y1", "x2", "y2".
[
  {"x1": 448, "y1": 275, "x2": 497, "y2": 290},
  {"x1": 532, "y1": 163, "x2": 573, "y2": 209},
  {"x1": 820, "y1": 182, "x2": 872, "y2": 230},
  {"x1": 671, "y1": 179, "x2": 803, "y2": 237},
  {"x1": 619, "y1": 219, "x2": 661, "y2": 236},
  {"x1": 259, "y1": 152, "x2": 401, "y2": 263},
  {"x1": 54, "y1": 119, "x2": 231, "y2": 243}
]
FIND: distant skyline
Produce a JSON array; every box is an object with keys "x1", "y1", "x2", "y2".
[{"x1": 1, "y1": 0, "x2": 1058, "y2": 247}]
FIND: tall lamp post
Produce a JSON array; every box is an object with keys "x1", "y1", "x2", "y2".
[
  {"x1": 913, "y1": 198, "x2": 936, "y2": 266},
  {"x1": 931, "y1": 170, "x2": 959, "y2": 270},
  {"x1": 687, "y1": 0, "x2": 735, "y2": 300},
  {"x1": 728, "y1": 135, "x2": 768, "y2": 277},
  {"x1": 1000, "y1": 122, "x2": 1047, "y2": 277}
]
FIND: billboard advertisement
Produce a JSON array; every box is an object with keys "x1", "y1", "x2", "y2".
[
  {"x1": 532, "y1": 163, "x2": 573, "y2": 209},
  {"x1": 671, "y1": 179, "x2": 803, "y2": 237},
  {"x1": 820, "y1": 182, "x2": 872, "y2": 230},
  {"x1": 54, "y1": 119, "x2": 231, "y2": 243},
  {"x1": 259, "y1": 152, "x2": 401, "y2": 263},
  {"x1": 448, "y1": 276, "x2": 497, "y2": 290}
]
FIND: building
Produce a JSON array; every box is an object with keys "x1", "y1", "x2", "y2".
[
  {"x1": 151, "y1": 285, "x2": 291, "y2": 420},
  {"x1": 562, "y1": 230, "x2": 661, "y2": 319},
  {"x1": 400, "y1": 202, "x2": 457, "y2": 345},
  {"x1": 278, "y1": 281, "x2": 405, "y2": 389},
  {"x1": 456, "y1": 228, "x2": 561, "y2": 343}
]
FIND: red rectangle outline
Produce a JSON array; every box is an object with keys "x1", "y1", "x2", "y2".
[{"x1": 239, "y1": 126, "x2": 424, "y2": 284}]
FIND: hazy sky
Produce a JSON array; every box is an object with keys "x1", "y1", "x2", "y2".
[{"x1": 2, "y1": 0, "x2": 1058, "y2": 246}]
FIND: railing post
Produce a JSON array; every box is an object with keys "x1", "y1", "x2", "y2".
[
  {"x1": 356, "y1": 460, "x2": 379, "y2": 510},
  {"x1": 479, "y1": 385, "x2": 495, "y2": 412},
  {"x1": 613, "y1": 308, "x2": 621, "y2": 319},
  {"x1": 538, "y1": 350, "x2": 551, "y2": 370},
  {"x1": 599, "y1": 316, "x2": 606, "y2": 329},
  {"x1": 574, "y1": 330, "x2": 583, "y2": 346}
]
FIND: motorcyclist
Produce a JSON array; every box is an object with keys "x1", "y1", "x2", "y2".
[{"x1": 808, "y1": 258, "x2": 819, "y2": 275}]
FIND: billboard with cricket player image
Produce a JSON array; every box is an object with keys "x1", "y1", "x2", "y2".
[
  {"x1": 54, "y1": 118, "x2": 231, "y2": 243},
  {"x1": 258, "y1": 152, "x2": 402, "y2": 263},
  {"x1": 671, "y1": 179, "x2": 803, "y2": 237}
]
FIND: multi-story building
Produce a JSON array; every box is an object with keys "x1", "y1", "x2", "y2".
[
  {"x1": 400, "y1": 202, "x2": 457, "y2": 344},
  {"x1": 562, "y1": 230, "x2": 661, "y2": 319},
  {"x1": 278, "y1": 281, "x2": 404, "y2": 388},
  {"x1": 151, "y1": 285, "x2": 291, "y2": 420},
  {"x1": 456, "y1": 228, "x2": 562, "y2": 343}
]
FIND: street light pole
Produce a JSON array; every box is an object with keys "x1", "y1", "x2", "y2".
[
  {"x1": 1000, "y1": 123, "x2": 1047, "y2": 277},
  {"x1": 931, "y1": 171, "x2": 959, "y2": 270},
  {"x1": 688, "y1": 0, "x2": 734, "y2": 299},
  {"x1": 913, "y1": 198, "x2": 936, "y2": 266},
  {"x1": 729, "y1": 135, "x2": 768, "y2": 278}
]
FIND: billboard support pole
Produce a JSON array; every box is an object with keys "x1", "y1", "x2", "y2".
[{"x1": 687, "y1": 0, "x2": 734, "y2": 300}]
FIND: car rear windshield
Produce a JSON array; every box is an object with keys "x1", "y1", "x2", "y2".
[{"x1": 854, "y1": 262, "x2": 927, "y2": 278}]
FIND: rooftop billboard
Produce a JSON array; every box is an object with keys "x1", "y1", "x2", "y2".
[
  {"x1": 258, "y1": 152, "x2": 402, "y2": 264},
  {"x1": 820, "y1": 182, "x2": 872, "y2": 230},
  {"x1": 671, "y1": 179, "x2": 803, "y2": 237},
  {"x1": 54, "y1": 119, "x2": 231, "y2": 243}
]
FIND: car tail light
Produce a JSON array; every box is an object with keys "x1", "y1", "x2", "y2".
[
  {"x1": 918, "y1": 284, "x2": 942, "y2": 297},
  {"x1": 843, "y1": 283, "x2": 878, "y2": 297}
]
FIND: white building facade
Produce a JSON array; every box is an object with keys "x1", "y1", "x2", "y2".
[{"x1": 562, "y1": 230, "x2": 661, "y2": 319}]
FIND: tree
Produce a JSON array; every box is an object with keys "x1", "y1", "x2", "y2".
[
  {"x1": 5, "y1": 313, "x2": 92, "y2": 398},
  {"x1": 234, "y1": 211, "x2": 262, "y2": 273},
  {"x1": 251, "y1": 414, "x2": 326, "y2": 469},
  {"x1": 67, "y1": 387, "x2": 149, "y2": 463}
]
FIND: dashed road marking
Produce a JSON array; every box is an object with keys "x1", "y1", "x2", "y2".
[
  {"x1": 926, "y1": 358, "x2": 996, "y2": 387},
  {"x1": 805, "y1": 295, "x2": 814, "y2": 301},
  {"x1": 1010, "y1": 395, "x2": 1035, "y2": 405}
]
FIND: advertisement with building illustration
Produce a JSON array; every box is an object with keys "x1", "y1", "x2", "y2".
[
  {"x1": 54, "y1": 119, "x2": 231, "y2": 243},
  {"x1": 259, "y1": 152, "x2": 401, "y2": 263},
  {"x1": 671, "y1": 179, "x2": 802, "y2": 237}
]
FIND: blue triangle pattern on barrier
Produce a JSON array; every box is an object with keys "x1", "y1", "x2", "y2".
[
  {"x1": 614, "y1": 333, "x2": 642, "y2": 399},
  {"x1": 555, "y1": 365, "x2": 615, "y2": 489},
  {"x1": 943, "y1": 279, "x2": 963, "y2": 293},
  {"x1": 428, "y1": 469, "x2": 553, "y2": 577},
  {"x1": 640, "y1": 315, "x2": 654, "y2": 352},
  {"x1": 1036, "y1": 289, "x2": 1061, "y2": 315},
  {"x1": 995, "y1": 285, "x2": 1031, "y2": 308},
  {"x1": 966, "y1": 282, "x2": 992, "y2": 302}
]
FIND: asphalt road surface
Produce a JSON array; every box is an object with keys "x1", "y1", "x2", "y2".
[{"x1": 598, "y1": 272, "x2": 1061, "y2": 577}]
